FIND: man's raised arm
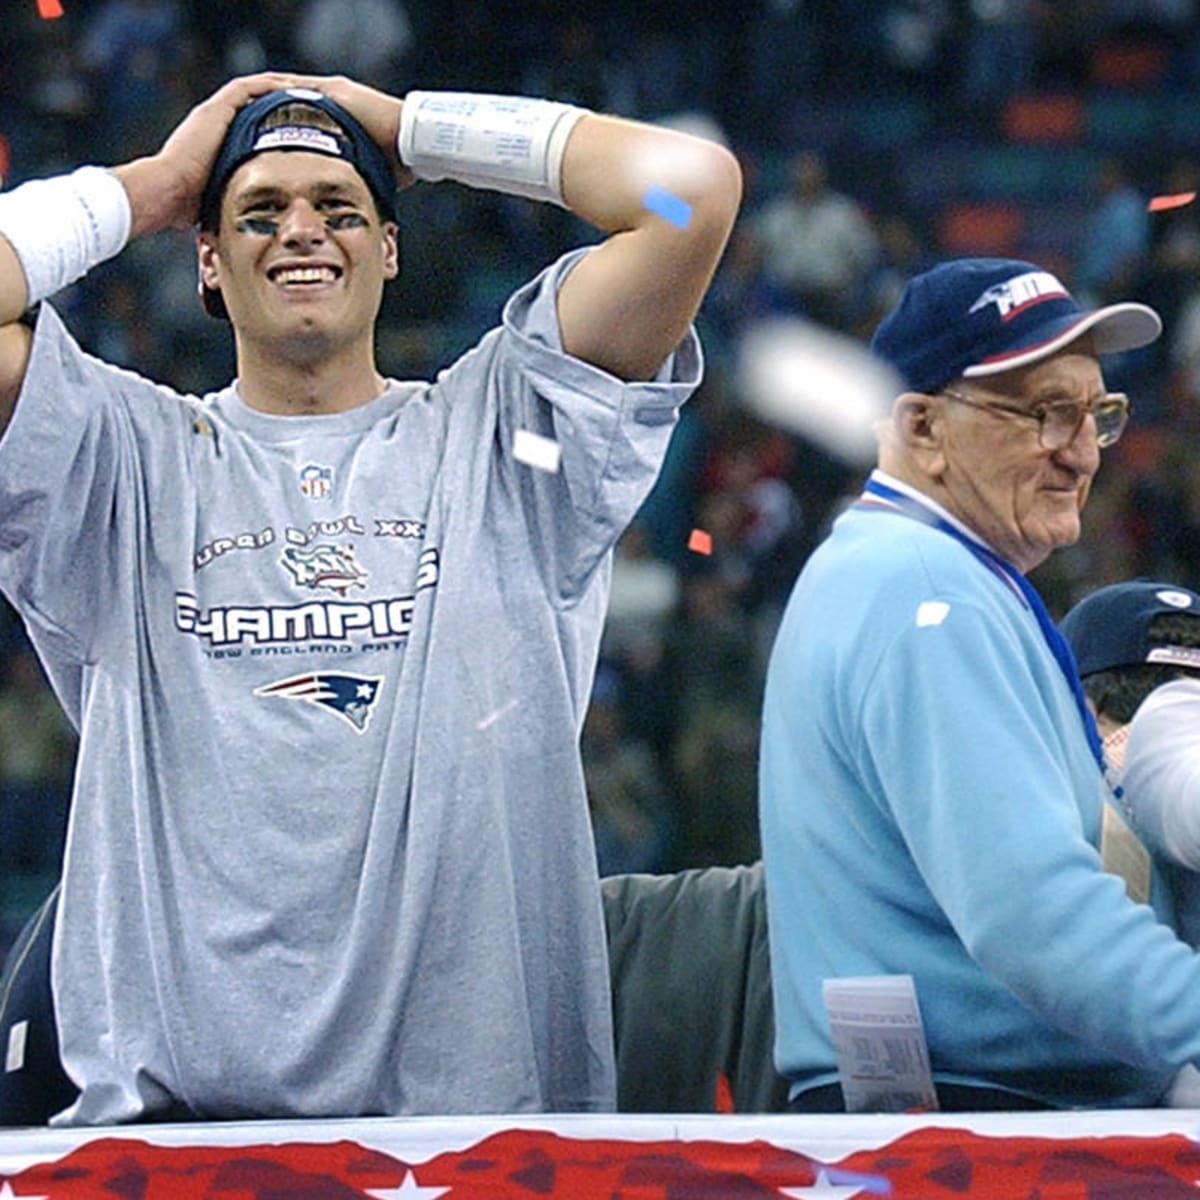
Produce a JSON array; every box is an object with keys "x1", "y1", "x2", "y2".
[
  {"x1": 0, "y1": 240, "x2": 34, "y2": 423},
  {"x1": 0, "y1": 72, "x2": 309, "y2": 431},
  {"x1": 320, "y1": 82, "x2": 742, "y2": 382},
  {"x1": 554, "y1": 113, "x2": 742, "y2": 381}
]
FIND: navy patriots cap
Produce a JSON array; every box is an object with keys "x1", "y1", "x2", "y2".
[
  {"x1": 199, "y1": 87, "x2": 399, "y2": 318},
  {"x1": 1060, "y1": 580, "x2": 1200, "y2": 679},
  {"x1": 870, "y1": 257, "x2": 1162, "y2": 394}
]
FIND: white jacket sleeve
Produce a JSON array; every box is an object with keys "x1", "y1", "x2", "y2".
[{"x1": 1122, "y1": 678, "x2": 1200, "y2": 870}]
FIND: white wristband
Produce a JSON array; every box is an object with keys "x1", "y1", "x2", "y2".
[
  {"x1": 398, "y1": 92, "x2": 586, "y2": 207},
  {"x1": 0, "y1": 166, "x2": 131, "y2": 306}
]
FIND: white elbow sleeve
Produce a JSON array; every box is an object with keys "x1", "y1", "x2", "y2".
[
  {"x1": 0, "y1": 166, "x2": 131, "y2": 306},
  {"x1": 398, "y1": 92, "x2": 586, "y2": 207}
]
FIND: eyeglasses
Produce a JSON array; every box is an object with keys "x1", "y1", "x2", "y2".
[{"x1": 940, "y1": 387, "x2": 1131, "y2": 450}]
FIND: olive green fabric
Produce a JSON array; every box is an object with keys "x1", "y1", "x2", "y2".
[{"x1": 601, "y1": 862, "x2": 789, "y2": 1113}]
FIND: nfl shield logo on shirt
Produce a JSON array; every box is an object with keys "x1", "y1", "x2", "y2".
[{"x1": 299, "y1": 463, "x2": 333, "y2": 501}]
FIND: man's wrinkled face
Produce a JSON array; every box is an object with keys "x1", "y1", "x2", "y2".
[{"x1": 931, "y1": 347, "x2": 1105, "y2": 573}]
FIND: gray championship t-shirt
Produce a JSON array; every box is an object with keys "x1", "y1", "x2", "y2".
[{"x1": 0, "y1": 248, "x2": 702, "y2": 1124}]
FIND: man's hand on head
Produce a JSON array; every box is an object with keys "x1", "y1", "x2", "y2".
[
  {"x1": 270, "y1": 74, "x2": 414, "y2": 189},
  {"x1": 114, "y1": 73, "x2": 315, "y2": 237}
]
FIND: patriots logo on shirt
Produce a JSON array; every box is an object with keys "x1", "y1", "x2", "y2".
[{"x1": 254, "y1": 672, "x2": 383, "y2": 732}]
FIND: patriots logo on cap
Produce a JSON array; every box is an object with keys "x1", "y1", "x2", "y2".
[
  {"x1": 254, "y1": 671, "x2": 383, "y2": 732},
  {"x1": 969, "y1": 270, "x2": 1069, "y2": 322}
]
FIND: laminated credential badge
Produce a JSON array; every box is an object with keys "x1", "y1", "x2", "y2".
[{"x1": 822, "y1": 974, "x2": 939, "y2": 1113}]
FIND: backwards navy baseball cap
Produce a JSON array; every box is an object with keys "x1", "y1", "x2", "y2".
[
  {"x1": 870, "y1": 257, "x2": 1162, "y2": 394},
  {"x1": 199, "y1": 87, "x2": 399, "y2": 318},
  {"x1": 1061, "y1": 580, "x2": 1200, "y2": 678}
]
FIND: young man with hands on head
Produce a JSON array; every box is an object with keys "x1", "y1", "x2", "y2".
[{"x1": 0, "y1": 71, "x2": 741, "y2": 1125}]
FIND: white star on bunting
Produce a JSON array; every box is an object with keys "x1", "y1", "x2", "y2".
[
  {"x1": 779, "y1": 1165, "x2": 890, "y2": 1198},
  {"x1": 365, "y1": 1170, "x2": 451, "y2": 1199},
  {"x1": 0, "y1": 1183, "x2": 49, "y2": 1200}
]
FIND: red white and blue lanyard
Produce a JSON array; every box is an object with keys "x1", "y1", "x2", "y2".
[{"x1": 858, "y1": 474, "x2": 1106, "y2": 773}]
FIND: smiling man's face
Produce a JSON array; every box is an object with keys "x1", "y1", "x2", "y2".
[
  {"x1": 198, "y1": 150, "x2": 398, "y2": 356},
  {"x1": 931, "y1": 346, "x2": 1105, "y2": 573}
]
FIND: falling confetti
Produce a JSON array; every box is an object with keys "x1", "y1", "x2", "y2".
[
  {"x1": 915, "y1": 600, "x2": 950, "y2": 627},
  {"x1": 37, "y1": 0, "x2": 64, "y2": 17},
  {"x1": 1148, "y1": 191, "x2": 1196, "y2": 212},
  {"x1": 643, "y1": 184, "x2": 692, "y2": 229},
  {"x1": 687, "y1": 528, "x2": 712, "y2": 556},
  {"x1": 512, "y1": 428, "x2": 561, "y2": 473}
]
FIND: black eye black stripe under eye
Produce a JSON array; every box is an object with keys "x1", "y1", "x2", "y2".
[{"x1": 234, "y1": 212, "x2": 368, "y2": 234}]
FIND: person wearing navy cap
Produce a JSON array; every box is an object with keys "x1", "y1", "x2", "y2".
[
  {"x1": 1060, "y1": 578, "x2": 1200, "y2": 923},
  {"x1": 759, "y1": 255, "x2": 1200, "y2": 1113},
  {"x1": 1061, "y1": 579, "x2": 1200, "y2": 766},
  {"x1": 1061, "y1": 583, "x2": 1200, "y2": 947},
  {"x1": 0, "y1": 71, "x2": 741, "y2": 1126},
  {"x1": 1061, "y1": 580, "x2": 1200, "y2": 1108}
]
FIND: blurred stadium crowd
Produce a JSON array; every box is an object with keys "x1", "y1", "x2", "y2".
[{"x1": 4, "y1": 0, "x2": 1200, "y2": 956}]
